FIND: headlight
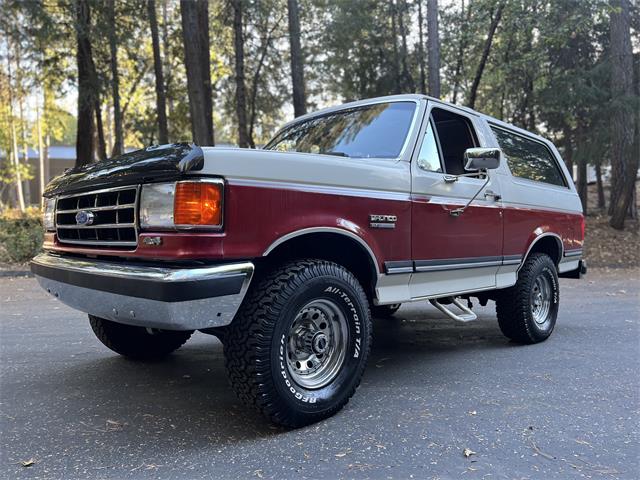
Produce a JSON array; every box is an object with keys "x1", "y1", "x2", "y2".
[
  {"x1": 140, "y1": 179, "x2": 223, "y2": 230},
  {"x1": 43, "y1": 197, "x2": 56, "y2": 231}
]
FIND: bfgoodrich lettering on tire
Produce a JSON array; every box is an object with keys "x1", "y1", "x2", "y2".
[
  {"x1": 496, "y1": 253, "x2": 560, "y2": 344},
  {"x1": 224, "y1": 259, "x2": 372, "y2": 427}
]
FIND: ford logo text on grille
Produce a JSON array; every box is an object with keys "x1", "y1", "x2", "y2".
[{"x1": 75, "y1": 210, "x2": 95, "y2": 226}]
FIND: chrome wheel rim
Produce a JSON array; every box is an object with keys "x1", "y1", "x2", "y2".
[
  {"x1": 286, "y1": 299, "x2": 348, "y2": 389},
  {"x1": 531, "y1": 274, "x2": 551, "y2": 326}
]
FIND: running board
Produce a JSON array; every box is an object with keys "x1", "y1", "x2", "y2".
[{"x1": 429, "y1": 297, "x2": 477, "y2": 322}]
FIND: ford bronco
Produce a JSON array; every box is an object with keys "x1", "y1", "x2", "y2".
[{"x1": 31, "y1": 94, "x2": 586, "y2": 427}]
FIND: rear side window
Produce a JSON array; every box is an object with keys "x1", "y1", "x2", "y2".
[{"x1": 491, "y1": 127, "x2": 566, "y2": 187}]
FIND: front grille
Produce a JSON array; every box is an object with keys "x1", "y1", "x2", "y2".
[{"x1": 55, "y1": 185, "x2": 139, "y2": 248}]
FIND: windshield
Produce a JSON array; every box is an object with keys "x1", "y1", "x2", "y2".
[{"x1": 264, "y1": 101, "x2": 416, "y2": 158}]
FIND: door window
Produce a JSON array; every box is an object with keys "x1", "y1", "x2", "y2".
[
  {"x1": 491, "y1": 127, "x2": 566, "y2": 187},
  {"x1": 417, "y1": 121, "x2": 443, "y2": 172},
  {"x1": 431, "y1": 108, "x2": 478, "y2": 175}
]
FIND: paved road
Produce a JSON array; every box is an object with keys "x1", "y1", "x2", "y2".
[{"x1": 1, "y1": 269, "x2": 638, "y2": 480}]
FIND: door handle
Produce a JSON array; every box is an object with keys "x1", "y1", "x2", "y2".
[{"x1": 484, "y1": 190, "x2": 501, "y2": 201}]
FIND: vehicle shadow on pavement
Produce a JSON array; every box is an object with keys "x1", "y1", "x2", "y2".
[{"x1": 41, "y1": 307, "x2": 517, "y2": 440}]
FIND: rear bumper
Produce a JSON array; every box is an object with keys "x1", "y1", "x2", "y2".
[{"x1": 31, "y1": 253, "x2": 254, "y2": 330}]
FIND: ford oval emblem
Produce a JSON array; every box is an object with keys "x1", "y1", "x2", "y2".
[{"x1": 75, "y1": 210, "x2": 95, "y2": 226}]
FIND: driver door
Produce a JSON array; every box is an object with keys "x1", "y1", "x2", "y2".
[{"x1": 409, "y1": 104, "x2": 503, "y2": 299}]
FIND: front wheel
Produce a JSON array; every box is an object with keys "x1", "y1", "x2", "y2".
[
  {"x1": 224, "y1": 259, "x2": 372, "y2": 427},
  {"x1": 89, "y1": 316, "x2": 193, "y2": 360},
  {"x1": 495, "y1": 253, "x2": 559, "y2": 344}
]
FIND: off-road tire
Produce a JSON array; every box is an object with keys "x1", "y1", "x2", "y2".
[
  {"x1": 89, "y1": 315, "x2": 193, "y2": 360},
  {"x1": 496, "y1": 253, "x2": 559, "y2": 344},
  {"x1": 224, "y1": 259, "x2": 372, "y2": 428},
  {"x1": 371, "y1": 304, "x2": 401, "y2": 318}
]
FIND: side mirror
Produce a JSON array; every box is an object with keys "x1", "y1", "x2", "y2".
[{"x1": 464, "y1": 148, "x2": 501, "y2": 171}]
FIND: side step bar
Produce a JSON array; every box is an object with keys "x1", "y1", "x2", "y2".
[{"x1": 429, "y1": 297, "x2": 477, "y2": 322}]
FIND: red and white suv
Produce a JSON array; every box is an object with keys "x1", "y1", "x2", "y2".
[{"x1": 32, "y1": 94, "x2": 586, "y2": 427}]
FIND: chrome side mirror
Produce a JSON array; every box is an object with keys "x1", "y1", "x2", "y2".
[{"x1": 464, "y1": 148, "x2": 501, "y2": 171}]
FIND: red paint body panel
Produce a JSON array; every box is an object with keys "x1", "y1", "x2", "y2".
[
  {"x1": 411, "y1": 197, "x2": 503, "y2": 260},
  {"x1": 44, "y1": 183, "x2": 583, "y2": 266},
  {"x1": 502, "y1": 207, "x2": 584, "y2": 256},
  {"x1": 46, "y1": 184, "x2": 412, "y2": 269}
]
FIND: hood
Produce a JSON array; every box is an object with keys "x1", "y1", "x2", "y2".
[{"x1": 44, "y1": 143, "x2": 204, "y2": 197}]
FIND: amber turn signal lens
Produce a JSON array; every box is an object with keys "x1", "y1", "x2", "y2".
[{"x1": 174, "y1": 181, "x2": 223, "y2": 226}]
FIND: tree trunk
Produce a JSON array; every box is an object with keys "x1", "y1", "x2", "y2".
[
  {"x1": 427, "y1": 0, "x2": 441, "y2": 98},
  {"x1": 287, "y1": 0, "x2": 306, "y2": 117},
  {"x1": 398, "y1": 0, "x2": 414, "y2": 92},
  {"x1": 161, "y1": 0, "x2": 173, "y2": 122},
  {"x1": 37, "y1": 105, "x2": 45, "y2": 204},
  {"x1": 562, "y1": 123, "x2": 573, "y2": 174},
  {"x1": 249, "y1": 21, "x2": 279, "y2": 148},
  {"x1": 18, "y1": 87, "x2": 31, "y2": 205},
  {"x1": 180, "y1": 0, "x2": 214, "y2": 145},
  {"x1": 6, "y1": 43, "x2": 25, "y2": 211},
  {"x1": 5, "y1": 37, "x2": 24, "y2": 210},
  {"x1": 10, "y1": 121, "x2": 24, "y2": 211},
  {"x1": 467, "y1": 2, "x2": 505, "y2": 109},
  {"x1": 595, "y1": 161, "x2": 606, "y2": 210},
  {"x1": 451, "y1": 0, "x2": 469, "y2": 104},
  {"x1": 107, "y1": 0, "x2": 123, "y2": 156},
  {"x1": 94, "y1": 98, "x2": 107, "y2": 160},
  {"x1": 417, "y1": 0, "x2": 426, "y2": 94},
  {"x1": 149, "y1": 0, "x2": 169, "y2": 144},
  {"x1": 75, "y1": 0, "x2": 95, "y2": 167},
  {"x1": 609, "y1": 0, "x2": 637, "y2": 229},
  {"x1": 232, "y1": 0, "x2": 250, "y2": 148},
  {"x1": 576, "y1": 120, "x2": 588, "y2": 214},
  {"x1": 389, "y1": 0, "x2": 401, "y2": 94}
]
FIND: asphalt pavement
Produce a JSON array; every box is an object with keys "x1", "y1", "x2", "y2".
[{"x1": 1, "y1": 269, "x2": 638, "y2": 480}]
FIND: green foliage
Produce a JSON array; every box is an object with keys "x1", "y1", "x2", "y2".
[{"x1": 0, "y1": 208, "x2": 44, "y2": 263}]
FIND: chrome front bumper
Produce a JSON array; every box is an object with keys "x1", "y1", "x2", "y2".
[{"x1": 31, "y1": 253, "x2": 254, "y2": 330}]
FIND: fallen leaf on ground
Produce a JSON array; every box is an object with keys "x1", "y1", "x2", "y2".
[
  {"x1": 105, "y1": 419, "x2": 126, "y2": 431},
  {"x1": 20, "y1": 458, "x2": 36, "y2": 467},
  {"x1": 463, "y1": 448, "x2": 476, "y2": 458}
]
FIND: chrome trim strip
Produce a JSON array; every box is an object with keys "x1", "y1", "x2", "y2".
[
  {"x1": 519, "y1": 232, "x2": 564, "y2": 271},
  {"x1": 56, "y1": 203, "x2": 137, "y2": 214},
  {"x1": 385, "y1": 260, "x2": 414, "y2": 274},
  {"x1": 385, "y1": 255, "x2": 522, "y2": 274},
  {"x1": 57, "y1": 223, "x2": 136, "y2": 229},
  {"x1": 56, "y1": 184, "x2": 139, "y2": 199},
  {"x1": 415, "y1": 260, "x2": 502, "y2": 272},
  {"x1": 228, "y1": 178, "x2": 411, "y2": 202},
  {"x1": 564, "y1": 249, "x2": 583, "y2": 257},
  {"x1": 263, "y1": 227, "x2": 381, "y2": 276},
  {"x1": 31, "y1": 253, "x2": 254, "y2": 330}
]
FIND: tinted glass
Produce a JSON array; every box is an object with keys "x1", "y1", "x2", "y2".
[
  {"x1": 492, "y1": 127, "x2": 566, "y2": 187},
  {"x1": 432, "y1": 108, "x2": 478, "y2": 175},
  {"x1": 417, "y1": 121, "x2": 442, "y2": 172},
  {"x1": 265, "y1": 102, "x2": 416, "y2": 158}
]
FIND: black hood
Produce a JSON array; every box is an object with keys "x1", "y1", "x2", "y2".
[{"x1": 44, "y1": 143, "x2": 204, "y2": 197}]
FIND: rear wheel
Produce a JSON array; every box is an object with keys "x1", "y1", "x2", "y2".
[
  {"x1": 89, "y1": 316, "x2": 193, "y2": 360},
  {"x1": 496, "y1": 253, "x2": 559, "y2": 344},
  {"x1": 224, "y1": 259, "x2": 372, "y2": 427}
]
